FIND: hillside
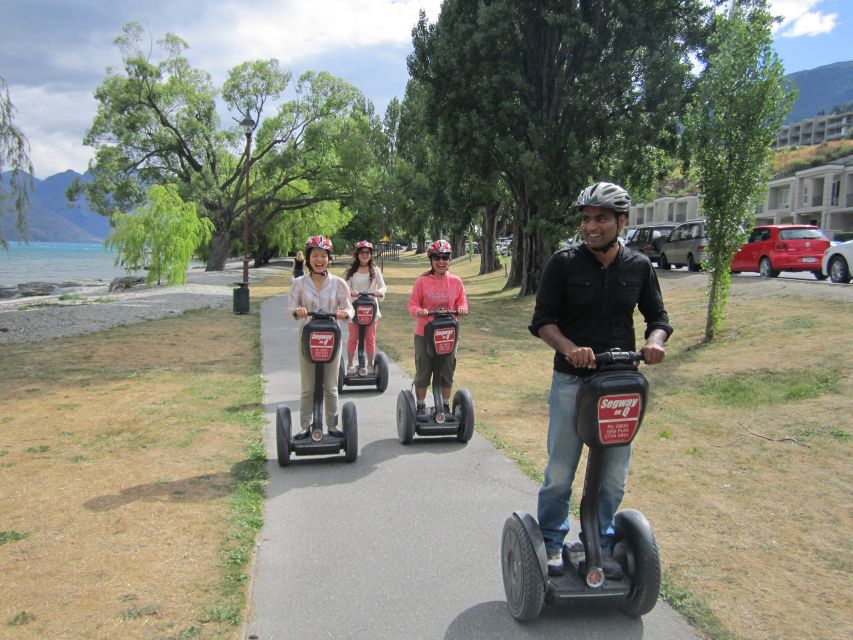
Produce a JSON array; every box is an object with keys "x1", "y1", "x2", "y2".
[
  {"x1": 784, "y1": 60, "x2": 853, "y2": 124},
  {"x1": 0, "y1": 170, "x2": 109, "y2": 242}
]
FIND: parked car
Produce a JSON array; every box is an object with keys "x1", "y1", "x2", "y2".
[
  {"x1": 657, "y1": 220, "x2": 709, "y2": 271},
  {"x1": 821, "y1": 239, "x2": 853, "y2": 283},
  {"x1": 560, "y1": 233, "x2": 583, "y2": 251},
  {"x1": 626, "y1": 224, "x2": 678, "y2": 266},
  {"x1": 730, "y1": 225, "x2": 830, "y2": 279}
]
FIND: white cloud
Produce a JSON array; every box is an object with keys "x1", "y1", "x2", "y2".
[
  {"x1": 770, "y1": 0, "x2": 838, "y2": 37},
  {"x1": 181, "y1": 0, "x2": 443, "y2": 80},
  {"x1": 9, "y1": 85, "x2": 97, "y2": 177}
]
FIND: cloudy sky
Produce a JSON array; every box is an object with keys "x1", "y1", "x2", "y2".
[{"x1": 1, "y1": 0, "x2": 849, "y2": 178}]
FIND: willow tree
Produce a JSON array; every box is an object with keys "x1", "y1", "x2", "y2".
[
  {"x1": 0, "y1": 77, "x2": 33, "y2": 247},
  {"x1": 109, "y1": 184, "x2": 213, "y2": 285},
  {"x1": 685, "y1": 0, "x2": 795, "y2": 341}
]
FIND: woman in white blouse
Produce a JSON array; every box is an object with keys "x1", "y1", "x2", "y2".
[
  {"x1": 343, "y1": 241, "x2": 387, "y2": 375},
  {"x1": 288, "y1": 235, "x2": 354, "y2": 436}
]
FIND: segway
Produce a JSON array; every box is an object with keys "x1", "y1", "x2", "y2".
[
  {"x1": 395, "y1": 309, "x2": 475, "y2": 444},
  {"x1": 337, "y1": 292, "x2": 390, "y2": 393},
  {"x1": 501, "y1": 349, "x2": 660, "y2": 621},
  {"x1": 276, "y1": 310, "x2": 358, "y2": 466}
]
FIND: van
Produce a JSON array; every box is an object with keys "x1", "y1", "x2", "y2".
[{"x1": 658, "y1": 220, "x2": 708, "y2": 271}]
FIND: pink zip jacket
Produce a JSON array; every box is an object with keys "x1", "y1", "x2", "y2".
[{"x1": 407, "y1": 272, "x2": 469, "y2": 336}]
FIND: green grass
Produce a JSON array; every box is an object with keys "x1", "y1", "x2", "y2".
[
  {"x1": 660, "y1": 577, "x2": 740, "y2": 640},
  {"x1": 699, "y1": 368, "x2": 839, "y2": 405},
  {"x1": 5, "y1": 611, "x2": 35, "y2": 626},
  {"x1": 0, "y1": 531, "x2": 30, "y2": 545}
]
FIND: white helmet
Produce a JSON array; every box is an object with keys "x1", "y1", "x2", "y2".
[{"x1": 575, "y1": 182, "x2": 631, "y2": 214}]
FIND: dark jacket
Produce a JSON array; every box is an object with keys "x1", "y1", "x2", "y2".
[{"x1": 529, "y1": 244, "x2": 672, "y2": 376}]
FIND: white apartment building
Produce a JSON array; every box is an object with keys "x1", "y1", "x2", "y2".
[
  {"x1": 773, "y1": 112, "x2": 851, "y2": 148},
  {"x1": 629, "y1": 155, "x2": 853, "y2": 240}
]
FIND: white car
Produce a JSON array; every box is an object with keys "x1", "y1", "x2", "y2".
[{"x1": 822, "y1": 240, "x2": 853, "y2": 283}]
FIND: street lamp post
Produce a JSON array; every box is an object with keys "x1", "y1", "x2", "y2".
[
  {"x1": 233, "y1": 115, "x2": 255, "y2": 314},
  {"x1": 240, "y1": 116, "x2": 255, "y2": 285}
]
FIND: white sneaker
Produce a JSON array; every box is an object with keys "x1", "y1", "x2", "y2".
[
  {"x1": 547, "y1": 551, "x2": 563, "y2": 576},
  {"x1": 346, "y1": 364, "x2": 357, "y2": 375}
]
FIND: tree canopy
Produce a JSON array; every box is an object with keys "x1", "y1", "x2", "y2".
[
  {"x1": 409, "y1": 0, "x2": 710, "y2": 295},
  {"x1": 72, "y1": 22, "x2": 382, "y2": 270}
]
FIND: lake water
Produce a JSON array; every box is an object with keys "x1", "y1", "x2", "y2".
[{"x1": 0, "y1": 241, "x2": 147, "y2": 288}]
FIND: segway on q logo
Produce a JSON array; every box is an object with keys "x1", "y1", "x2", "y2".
[
  {"x1": 597, "y1": 393, "x2": 642, "y2": 444},
  {"x1": 433, "y1": 326, "x2": 456, "y2": 355},
  {"x1": 309, "y1": 331, "x2": 335, "y2": 362}
]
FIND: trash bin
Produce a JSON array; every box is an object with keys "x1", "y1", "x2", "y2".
[{"x1": 233, "y1": 283, "x2": 250, "y2": 314}]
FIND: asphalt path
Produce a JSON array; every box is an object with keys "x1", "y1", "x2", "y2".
[{"x1": 243, "y1": 294, "x2": 700, "y2": 640}]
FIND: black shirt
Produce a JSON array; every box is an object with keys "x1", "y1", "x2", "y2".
[{"x1": 528, "y1": 244, "x2": 673, "y2": 376}]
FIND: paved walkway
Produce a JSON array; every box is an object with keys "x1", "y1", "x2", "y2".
[{"x1": 243, "y1": 294, "x2": 699, "y2": 640}]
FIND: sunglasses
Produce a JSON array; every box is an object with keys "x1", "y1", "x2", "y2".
[{"x1": 431, "y1": 254, "x2": 451, "y2": 261}]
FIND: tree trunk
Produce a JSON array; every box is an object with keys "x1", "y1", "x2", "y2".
[
  {"x1": 416, "y1": 232, "x2": 427, "y2": 254},
  {"x1": 479, "y1": 201, "x2": 502, "y2": 275},
  {"x1": 516, "y1": 202, "x2": 549, "y2": 297},
  {"x1": 505, "y1": 202, "x2": 524, "y2": 289},
  {"x1": 206, "y1": 229, "x2": 231, "y2": 271}
]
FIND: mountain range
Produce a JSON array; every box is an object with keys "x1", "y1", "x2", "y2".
[
  {"x1": 1, "y1": 170, "x2": 109, "y2": 243},
  {"x1": 784, "y1": 60, "x2": 853, "y2": 125}
]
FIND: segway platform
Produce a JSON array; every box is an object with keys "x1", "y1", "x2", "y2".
[
  {"x1": 338, "y1": 293, "x2": 390, "y2": 392},
  {"x1": 276, "y1": 311, "x2": 358, "y2": 466}
]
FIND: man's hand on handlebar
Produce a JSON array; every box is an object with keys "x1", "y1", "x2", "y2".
[
  {"x1": 294, "y1": 307, "x2": 308, "y2": 319},
  {"x1": 335, "y1": 309, "x2": 350, "y2": 320},
  {"x1": 640, "y1": 341, "x2": 665, "y2": 364},
  {"x1": 565, "y1": 346, "x2": 596, "y2": 369}
]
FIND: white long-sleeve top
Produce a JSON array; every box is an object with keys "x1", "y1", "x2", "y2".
[
  {"x1": 346, "y1": 267, "x2": 387, "y2": 319},
  {"x1": 287, "y1": 273, "x2": 354, "y2": 328}
]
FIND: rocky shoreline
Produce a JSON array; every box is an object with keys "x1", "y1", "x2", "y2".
[{"x1": 0, "y1": 262, "x2": 290, "y2": 345}]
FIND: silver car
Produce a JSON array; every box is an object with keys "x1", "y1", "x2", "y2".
[{"x1": 658, "y1": 220, "x2": 708, "y2": 272}]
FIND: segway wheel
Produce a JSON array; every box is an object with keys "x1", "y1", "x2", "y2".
[
  {"x1": 374, "y1": 352, "x2": 389, "y2": 393},
  {"x1": 453, "y1": 388, "x2": 475, "y2": 443},
  {"x1": 337, "y1": 358, "x2": 346, "y2": 392},
  {"x1": 396, "y1": 390, "x2": 415, "y2": 445},
  {"x1": 614, "y1": 509, "x2": 661, "y2": 617},
  {"x1": 275, "y1": 405, "x2": 291, "y2": 467},
  {"x1": 342, "y1": 401, "x2": 358, "y2": 463},
  {"x1": 501, "y1": 514, "x2": 545, "y2": 622}
]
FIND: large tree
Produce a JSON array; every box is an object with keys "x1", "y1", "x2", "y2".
[
  {"x1": 411, "y1": 0, "x2": 709, "y2": 295},
  {"x1": 685, "y1": 0, "x2": 794, "y2": 341},
  {"x1": 72, "y1": 23, "x2": 379, "y2": 270},
  {"x1": 0, "y1": 76, "x2": 34, "y2": 248}
]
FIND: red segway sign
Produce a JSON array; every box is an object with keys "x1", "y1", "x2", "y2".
[
  {"x1": 433, "y1": 326, "x2": 456, "y2": 355},
  {"x1": 309, "y1": 331, "x2": 336, "y2": 362},
  {"x1": 597, "y1": 393, "x2": 642, "y2": 445},
  {"x1": 356, "y1": 305, "x2": 375, "y2": 326}
]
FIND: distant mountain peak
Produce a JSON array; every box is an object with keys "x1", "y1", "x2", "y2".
[{"x1": 784, "y1": 59, "x2": 853, "y2": 125}]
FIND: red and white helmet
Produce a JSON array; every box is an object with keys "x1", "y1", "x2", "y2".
[
  {"x1": 426, "y1": 239, "x2": 452, "y2": 258},
  {"x1": 305, "y1": 235, "x2": 333, "y2": 257},
  {"x1": 354, "y1": 240, "x2": 374, "y2": 253}
]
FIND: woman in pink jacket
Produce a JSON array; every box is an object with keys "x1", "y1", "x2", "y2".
[{"x1": 407, "y1": 240, "x2": 469, "y2": 420}]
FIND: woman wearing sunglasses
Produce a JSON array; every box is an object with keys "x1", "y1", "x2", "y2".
[{"x1": 406, "y1": 240, "x2": 469, "y2": 420}]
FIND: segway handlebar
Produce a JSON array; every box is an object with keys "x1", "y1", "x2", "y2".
[
  {"x1": 426, "y1": 308, "x2": 461, "y2": 317},
  {"x1": 563, "y1": 349, "x2": 645, "y2": 367},
  {"x1": 306, "y1": 309, "x2": 337, "y2": 320},
  {"x1": 594, "y1": 349, "x2": 645, "y2": 365}
]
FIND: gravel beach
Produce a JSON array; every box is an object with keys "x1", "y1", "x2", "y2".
[{"x1": 0, "y1": 261, "x2": 291, "y2": 344}]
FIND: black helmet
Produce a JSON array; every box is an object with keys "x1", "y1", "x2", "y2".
[{"x1": 575, "y1": 182, "x2": 631, "y2": 214}]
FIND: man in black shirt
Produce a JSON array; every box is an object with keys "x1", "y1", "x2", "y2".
[{"x1": 528, "y1": 181, "x2": 672, "y2": 577}]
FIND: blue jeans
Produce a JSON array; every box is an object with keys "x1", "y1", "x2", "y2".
[{"x1": 537, "y1": 371, "x2": 633, "y2": 554}]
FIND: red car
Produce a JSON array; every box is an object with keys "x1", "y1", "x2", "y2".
[{"x1": 731, "y1": 225, "x2": 830, "y2": 279}]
